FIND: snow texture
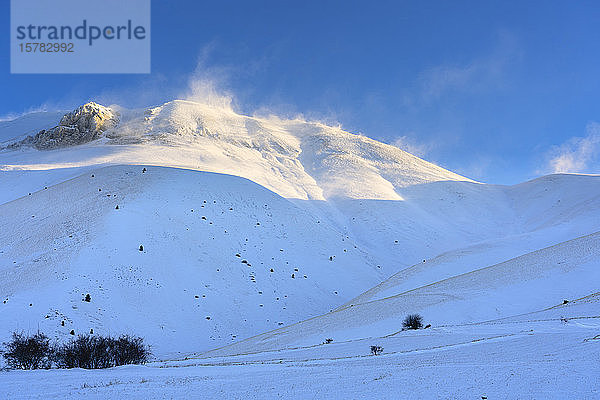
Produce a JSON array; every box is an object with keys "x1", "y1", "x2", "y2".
[{"x1": 0, "y1": 101, "x2": 598, "y2": 399}]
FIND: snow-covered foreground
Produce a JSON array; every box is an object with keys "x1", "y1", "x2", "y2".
[
  {"x1": 2, "y1": 306, "x2": 599, "y2": 399},
  {"x1": 1, "y1": 101, "x2": 599, "y2": 398}
]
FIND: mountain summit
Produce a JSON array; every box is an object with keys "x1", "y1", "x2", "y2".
[
  {"x1": 1, "y1": 100, "x2": 471, "y2": 200},
  {"x1": 13, "y1": 102, "x2": 118, "y2": 150}
]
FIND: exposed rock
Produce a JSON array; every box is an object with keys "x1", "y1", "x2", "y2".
[{"x1": 18, "y1": 102, "x2": 118, "y2": 150}]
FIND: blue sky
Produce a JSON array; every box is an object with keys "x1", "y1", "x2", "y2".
[{"x1": 2, "y1": 1, "x2": 599, "y2": 184}]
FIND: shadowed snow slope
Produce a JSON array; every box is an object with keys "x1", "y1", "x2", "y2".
[{"x1": 0, "y1": 165, "x2": 384, "y2": 357}]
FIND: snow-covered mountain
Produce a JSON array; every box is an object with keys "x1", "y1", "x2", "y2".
[
  {"x1": 0, "y1": 101, "x2": 598, "y2": 363},
  {"x1": 0, "y1": 100, "x2": 471, "y2": 203}
]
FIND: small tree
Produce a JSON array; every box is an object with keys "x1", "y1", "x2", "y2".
[
  {"x1": 2, "y1": 332, "x2": 52, "y2": 370},
  {"x1": 402, "y1": 314, "x2": 423, "y2": 330},
  {"x1": 370, "y1": 345, "x2": 383, "y2": 355}
]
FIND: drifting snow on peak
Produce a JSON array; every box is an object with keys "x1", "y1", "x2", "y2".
[
  {"x1": 1, "y1": 99, "x2": 471, "y2": 200},
  {"x1": 111, "y1": 99, "x2": 474, "y2": 198}
]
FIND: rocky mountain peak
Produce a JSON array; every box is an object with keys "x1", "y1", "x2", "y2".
[
  {"x1": 13, "y1": 102, "x2": 119, "y2": 150},
  {"x1": 58, "y1": 102, "x2": 116, "y2": 133}
]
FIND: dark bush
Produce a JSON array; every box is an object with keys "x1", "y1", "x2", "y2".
[
  {"x1": 2, "y1": 331, "x2": 150, "y2": 370},
  {"x1": 2, "y1": 332, "x2": 52, "y2": 369},
  {"x1": 402, "y1": 314, "x2": 423, "y2": 330},
  {"x1": 112, "y1": 335, "x2": 151, "y2": 366},
  {"x1": 54, "y1": 334, "x2": 150, "y2": 369},
  {"x1": 54, "y1": 335, "x2": 113, "y2": 369},
  {"x1": 370, "y1": 345, "x2": 383, "y2": 355}
]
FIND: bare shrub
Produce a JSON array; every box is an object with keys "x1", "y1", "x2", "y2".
[
  {"x1": 54, "y1": 334, "x2": 150, "y2": 369},
  {"x1": 54, "y1": 335, "x2": 113, "y2": 369},
  {"x1": 112, "y1": 335, "x2": 151, "y2": 366},
  {"x1": 2, "y1": 332, "x2": 52, "y2": 370},
  {"x1": 3, "y1": 330, "x2": 151, "y2": 370}
]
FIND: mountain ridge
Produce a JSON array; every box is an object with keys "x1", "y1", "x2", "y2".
[{"x1": 0, "y1": 100, "x2": 473, "y2": 201}]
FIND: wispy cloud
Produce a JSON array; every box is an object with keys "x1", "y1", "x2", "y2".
[
  {"x1": 391, "y1": 134, "x2": 432, "y2": 158},
  {"x1": 454, "y1": 155, "x2": 492, "y2": 182},
  {"x1": 414, "y1": 32, "x2": 520, "y2": 104},
  {"x1": 544, "y1": 122, "x2": 600, "y2": 174}
]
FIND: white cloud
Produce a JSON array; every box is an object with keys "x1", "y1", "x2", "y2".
[{"x1": 546, "y1": 122, "x2": 600, "y2": 174}]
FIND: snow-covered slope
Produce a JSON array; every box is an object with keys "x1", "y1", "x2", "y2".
[
  {"x1": 202, "y1": 230, "x2": 600, "y2": 356},
  {"x1": 0, "y1": 165, "x2": 386, "y2": 357},
  {"x1": 0, "y1": 111, "x2": 65, "y2": 144},
  {"x1": 0, "y1": 100, "x2": 599, "y2": 367}
]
